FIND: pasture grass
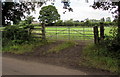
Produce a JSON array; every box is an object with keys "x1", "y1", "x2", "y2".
[{"x1": 34, "y1": 26, "x2": 94, "y2": 40}]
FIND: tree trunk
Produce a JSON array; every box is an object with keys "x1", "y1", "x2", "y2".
[{"x1": 42, "y1": 23, "x2": 46, "y2": 40}]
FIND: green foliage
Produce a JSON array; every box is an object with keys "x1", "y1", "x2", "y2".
[
  {"x1": 3, "y1": 44, "x2": 34, "y2": 54},
  {"x1": 100, "y1": 17, "x2": 105, "y2": 22},
  {"x1": 100, "y1": 28, "x2": 120, "y2": 59},
  {"x1": 23, "y1": 24, "x2": 34, "y2": 30},
  {"x1": 38, "y1": 5, "x2": 60, "y2": 24},
  {"x1": 104, "y1": 22, "x2": 117, "y2": 26},
  {"x1": 18, "y1": 21, "x2": 27, "y2": 26},
  {"x1": 73, "y1": 21, "x2": 81, "y2": 26},
  {"x1": 83, "y1": 44, "x2": 119, "y2": 73},
  {"x1": 106, "y1": 17, "x2": 111, "y2": 22},
  {"x1": 55, "y1": 20, "x2": 64, "y2": 26},
  {"x1": 64, "y1": 19, "x2": 74, "y2": 26},
  {"x1": 31, "y1": 24, "x2": 41, "y2": 26},
  {"x1": 53, "y1": 19, "x2": 116, "y2": 27},
  {"x1": 84, "y1": 20, "x2": 91, "y2": 26},
  {"x1": 3, "y1": 39, "x2": 49, "y2": 54},
  {"x1": 25, "y1": 16, "x2": 35, "y2": 24},
  {"x1": 18, "y1": 16, "x2": 35, "y2": 29},
  {"x1": 82, "y1": 26, "x2": 120, "y2": 73},
  {"x1": 2, "y1": 2, "x2": 43, "y2": 26},
  {"x1": 2, "y1": 25, "x2": 32, "y2": 46}
]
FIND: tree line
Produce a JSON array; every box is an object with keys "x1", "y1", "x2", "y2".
[{"x1": 45, "y1": 19, "x2": 117, "y2": 27}]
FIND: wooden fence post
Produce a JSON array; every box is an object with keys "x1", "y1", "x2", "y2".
[
  {"x1": 100, "y1": 22, "x2": 104, "y2": 41},
  {"x1": 41, "y1": 23, "x2": 46, "y2": 40},
  {"x1": 93, "y1": 26, "x2": 99, "y2": 44}
]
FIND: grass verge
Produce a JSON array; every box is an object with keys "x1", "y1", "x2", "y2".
[
  {"x1": 82, "y1": 44, "x2": 119, "y2": 73},
  {"x1": 2, "y1": 40, "x2": 53, "y2": 54},
  {"x1": 47, "y1": 41, "x2": 76, "y2": 54}
]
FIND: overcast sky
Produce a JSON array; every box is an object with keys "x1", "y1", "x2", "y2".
[{"x1": 30, "y1": 0, "x2": 114, "y2": 22}]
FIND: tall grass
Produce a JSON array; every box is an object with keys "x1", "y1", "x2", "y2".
[{"x1": 83, "y1": 44, "x2": 119, "y2": 73}]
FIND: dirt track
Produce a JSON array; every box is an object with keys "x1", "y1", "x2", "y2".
[{"x1": 2, "y1": 41, "x2": 116, "y2": 75}]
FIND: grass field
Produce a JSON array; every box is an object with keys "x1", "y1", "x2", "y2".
[
  {"x1": 0, "y1": 26, "x2": 116, "y2": 40},
  {"x1": 32, "y1": 26, "x2": 115, "y2": 40}
]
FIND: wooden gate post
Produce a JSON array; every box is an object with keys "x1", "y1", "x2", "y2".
[
  {"x1": 41, "y1": 23, "x2": 46, "y2": 40},
  {"x1": 100, "y1": 22, "x2": 104, "y2": 41},
  {"x1": 93, "y1": 26, "x2": 99, "y2": 44}
]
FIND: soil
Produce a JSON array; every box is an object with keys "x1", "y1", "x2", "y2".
[{"x1": 3, "y1": 41, "x2": 117, "y2": 75}]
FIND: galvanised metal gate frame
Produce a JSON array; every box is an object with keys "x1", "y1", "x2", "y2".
[{"x1": 46, "y1": 26, "x2": 94, "y2": 41}]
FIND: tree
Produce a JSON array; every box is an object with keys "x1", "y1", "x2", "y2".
[
  {"x1": 2, "y1": 1, "x2": 43, "y2": 26},
  {"x1": 55, "y1": 20, "x2": 63, "y2": 26},
  {"x1": 25, "y1": 16, "x2": 35, "y2": 24},
  {"x1": 83, "y1": 18, "x2": 91, "y2": 26},
  {"x1": 18, "y1": 16, "x2": 35, "y2": 29},
  {"x1": 38, "y1": 5, "x2": 60, "y2": 24},
  {"x1": 100, "y1": 17, "x2": 105, "y2": 22},
  {"x1": 1, "y1": 0, "x2": 73, "y2": 26},
  {"x1": 64, "y1": 19, "x2": 74, "y2": 26},
  {"x1": 106, "y1": 17, "x2": 111, "y2": 22}
]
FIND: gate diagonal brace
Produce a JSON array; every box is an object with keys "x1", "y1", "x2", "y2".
[{"x1": 72, "y1": 29, "x2": 93, "y2": 39}]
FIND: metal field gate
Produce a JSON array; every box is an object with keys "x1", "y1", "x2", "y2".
[{"x1": 46, "y1": 26, "x2": 94, "y2": 41}]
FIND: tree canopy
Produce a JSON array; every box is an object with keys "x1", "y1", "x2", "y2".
[
  {"x1": 1, "y1": 0, "x2": 119, "y2": 26},
  {"x1": 2, "y1": 1, "x2": 43, "y2": 26},
  {"x1": 38, "y1": 5, "x2": 60, "y2": 24}
]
